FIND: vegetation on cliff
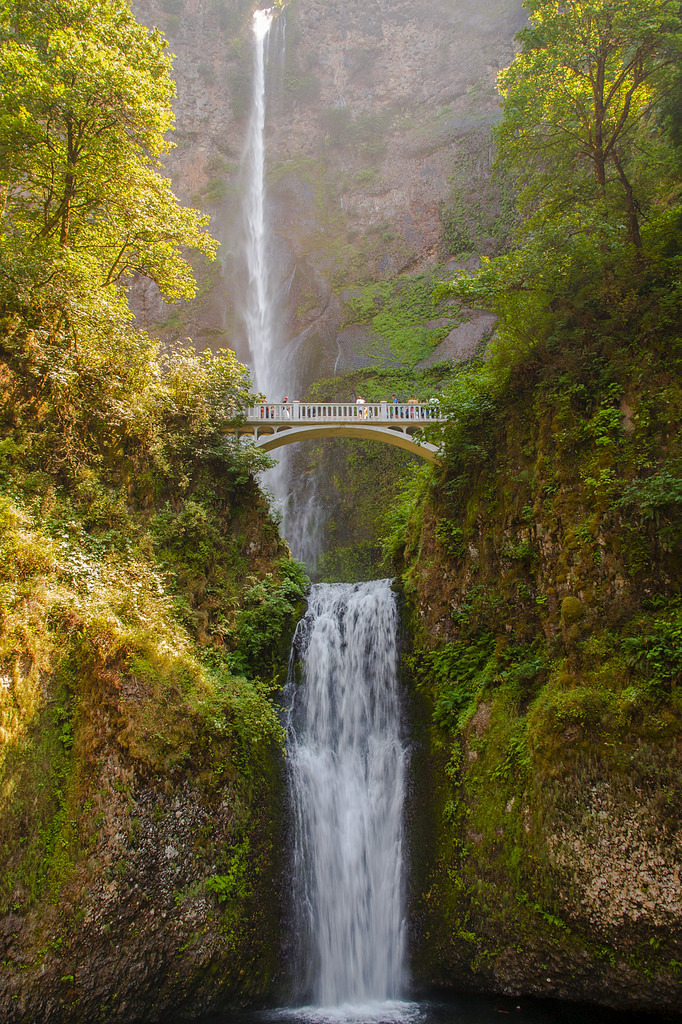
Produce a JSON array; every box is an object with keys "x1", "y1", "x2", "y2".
[
  {"x1": 391, "y1": 0, "x2": 682, "y2": 1012},
  {"x1": 0, "y1": 2, "x2": 307, "y2": 1019}
]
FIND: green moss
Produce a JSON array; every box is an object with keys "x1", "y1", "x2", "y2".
[
  {"x1": 439, "y1": 127, "x2": 518, "y2": 258},
  {"x1": 396, "y1": 323, "x2": 682, "y2": 998},
  {"x1": 0, "y1": 391, "x2": 303, "y2": 1006},
  {"x1": 340, "y1": 272, "x2": 456, "y2": 367},
  {"x1": 561, "y1": 596, "x2": 585, "y2": 624}
]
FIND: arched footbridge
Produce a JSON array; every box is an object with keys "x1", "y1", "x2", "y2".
[{"x1": 230, "y1": 402, "x2": 445, "y2": 464}]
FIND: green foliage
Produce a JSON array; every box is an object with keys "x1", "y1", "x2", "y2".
[
  {"x1": 436, "y1": 355, "x2": 508, "y2": 485},
  {"x1": 0, "y1": 1, "x2": 262, "y2": 495},
  {"x1": 1, "y1": 326, "x2": 267, "y2": 492},
  {"x1": 440, "y1": 131, "x2": 518, "y2": 258},
  {"x1": 381, "y1": 462, "x2": 432, "y2": 564},
  {"x1": 310, "y1": 364, "x2": 450, "y2": 405},
  {"x1": 228, "y1": 560, "x2": 309, "y2": 678},
  {"x1": 434, "y1": 521, "x2": 466, "y2": 560},
  {"x1": 400, "y1": 1, "x2": 682, "y2": 994},
  {"x1": 622, "y1": 601, "x2": 682, "y2": 694},
  {"x1": 617, "y1": 459, "x2": 682, "y2": 549},
  {"x1": 205, "y1": 837, "x2": 251, "y2": 905},
  {"x1": 439, "y1": 0, "x2": 682, "y2": 370},
  {"x1": 0, "y1": 672, "x2": 79, "y2": 911},
  {"x1": 226, "y1": 64, "x2": 252, "y2": 119},
  {"x1": 0, "y1": 3, "x2": 302, "y2": 962},
  {"x1": 409, "y1": 635, "x2": 496, "y2": 732},
  {"x1": 0, "y1": 0, "x2": 216, "y2": 320},
  {"x1": 619, "y1": 460, "x2": 682, "y2": 515},
  {"x1": 342, "y1": 273, "x2": 455, "y2": 367},
  {"x1": 490, "y1": 730, "x2": 531, "y2": 783},
  {"x1": 531, "y1": 685, "x2": 618, "y2": 738},
  {"x1": 432, "y1": 639, "x2": 496, "y2": 731},
  {"x1": 284, "y1": 70, "x2": 320, "y2": 104},
  {"x1": 0, "y1": 474, "x2": 295, "y2": 921},
  {"x1": 498, "y1": 0, "x2": 681, "y2": 248}
]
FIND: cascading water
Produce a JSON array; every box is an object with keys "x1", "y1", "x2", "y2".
[
  {"x1": 243, "y1": 8, "x2": 277, "y2": 399},
  {"x1": 239, "y1": 10, "x2": 326, "y2": 569},
  {"x1": 241, "y1": 21, "x2": 408, "y2": 1007},
  {"x1": 285, "y1": 580, "x2": 409, "y2": 1009}
]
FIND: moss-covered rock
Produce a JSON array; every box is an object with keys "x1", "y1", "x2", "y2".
[
  {"x1": 399, "y1": 335, "x2": 682, "y2": 1016},
  {"x1": 560, "y1": 596, "x2": 585, "y2": 624},
  {"x1": 0, "y1": 479, "x2": 307, "y2": 1022}
]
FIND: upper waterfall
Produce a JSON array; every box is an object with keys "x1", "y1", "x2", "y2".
[
  {"x1": 242, "y1": 8, "x2": 276, "y2": 398},
  {"x1": 253, "y1": 8, "x2": 274, "y2": 41}
]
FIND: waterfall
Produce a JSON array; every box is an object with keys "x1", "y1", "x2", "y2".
[
  {"x1": 241, "y1": 10, "x2": 322, "y2": 563},
  {"x1": 285, "y1": 580, "x2": 408, "y2": 1008},
  {"x1": 243, "y1": 8, "x2": 277, "y2": 398}
]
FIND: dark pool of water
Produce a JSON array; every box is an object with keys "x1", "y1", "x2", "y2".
[{"x1": 183, "y1": 994, "x2": 658, "y2": 1024}]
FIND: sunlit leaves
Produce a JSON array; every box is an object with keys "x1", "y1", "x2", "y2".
[
  {"x1": 497, "y1": 0, "x2": 681, "y2": 245},
  {"x1": 441, "y1": 0, "x2": 682, "y2": 363},
  {"x1": 0, "y1": 1, "x2": 260, "y2": 487},
  {"x1": 0, "y1": 0, "x2": 216, "y2": 312}
]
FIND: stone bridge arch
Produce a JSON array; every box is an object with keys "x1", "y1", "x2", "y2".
[{"x1": 231, "y1": 402, "x2": 443, "y2": 464}]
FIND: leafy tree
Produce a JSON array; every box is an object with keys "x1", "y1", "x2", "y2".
[
  {"x1": 441, "y1": 0, "x2": 682, "y2": 357},
  {"x1": 0, "y1": 1, "x2": 221, "y2": 476},
  {"x1": 432, "y1": 0, "x2": 682, "y2": 503},
  {"x1": 138, "y1": 345, "x2": 272, "y2": 492},
  {"x1": 0, "y1": 0, "x2": 216, "y2": 310},
  {"x1": 0, "y1": 1, "x2": 264, "y2": 489},
  {"x1": 497, "y1": 0, "x2": 681, "y2": 250}
]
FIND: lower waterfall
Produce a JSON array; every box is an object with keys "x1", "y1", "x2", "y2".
[{"x1": 285, "y1": 580, "x2": 408, "y2": 1009}]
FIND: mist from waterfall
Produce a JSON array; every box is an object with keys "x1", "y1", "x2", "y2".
[{"x1": 285, "y1": 580, "x2": 409, "y2": 1009}]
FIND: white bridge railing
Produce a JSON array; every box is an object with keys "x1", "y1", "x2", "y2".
[{"x1": 245, "y1": 401, "x2": 444, "y2": 422}]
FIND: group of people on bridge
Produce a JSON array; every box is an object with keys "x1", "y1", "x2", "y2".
[{"x1": 255, "y1": 395, "x2": 441, "y2": 421}]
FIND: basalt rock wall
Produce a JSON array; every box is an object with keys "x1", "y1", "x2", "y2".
[
  {"x1": 131, "y1": 0, "x2": 526, "y2": 385},
  {"x1": 401, "y1": 344, "x2": 682, "y2": 1017}
]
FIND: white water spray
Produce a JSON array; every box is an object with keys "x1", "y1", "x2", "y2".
[
  {"x1": 240, "y1": 9, "x2": 326, "y2": 568},
  {"x1": 286, "y1": 581, "x2": 408, "y2": 1008},
  {"x1": 243, "y1": 8, "x2": 276, "y2": 397}
]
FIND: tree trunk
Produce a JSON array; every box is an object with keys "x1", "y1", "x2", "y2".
[
  {"x1": 60, "y1": 120, "x2": 77, "y2": 248},
  {"x1": 612, "y1": 150, "x2": 643, "y2": 250}
]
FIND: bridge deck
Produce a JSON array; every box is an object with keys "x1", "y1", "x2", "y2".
[
  {"x1": 242, "y1": 401, "x2": 444, "y2": 425},
  {"x1": 230, "y1": 401, "x2": 445, "y2": 464}
]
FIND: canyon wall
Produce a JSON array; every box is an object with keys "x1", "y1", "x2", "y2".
[
  {"x1": 401, "y1": 342, "x2": 682, "y2": 1016},
  {"x1": 131, "y1": 0, "x2": 526, "y2": 387}
]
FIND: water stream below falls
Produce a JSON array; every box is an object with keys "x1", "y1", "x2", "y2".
[{"x1": 188, "y1": 992, "x2": 647, "y2": 1024}]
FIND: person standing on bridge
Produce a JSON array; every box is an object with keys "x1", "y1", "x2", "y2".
[{"x1": 283, "y1": 396, "x2": 290, "y2": 418}]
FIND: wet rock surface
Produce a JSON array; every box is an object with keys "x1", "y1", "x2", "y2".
[
  {"x1": 403, "y1": 372, "x2": 682, "y2": 1017},
  {"x1": 0, "y1": 718, "x2": 282, "y2": 1023}
]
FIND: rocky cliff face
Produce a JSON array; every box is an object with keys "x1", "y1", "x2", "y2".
[
  {"x1": 1, "y1": 730, "x2": 282, "y2": 1023},
  {"x1": 401, "y1": 344, "x2": 682, "y2": 1016},
  {"x1": 131, "y1": 0, "x2": 526, "y2": 385},
  {"x1": 0, "y1": 477, "x2": 304, "y2": 1023}
]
